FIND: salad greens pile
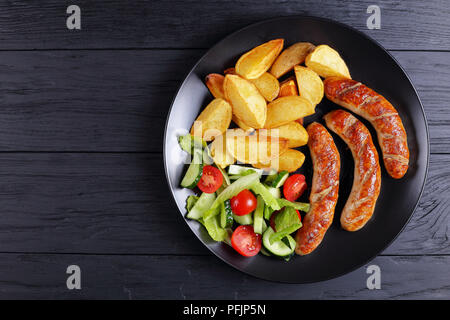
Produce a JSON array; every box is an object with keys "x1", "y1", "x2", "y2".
[{"x1": 179, "y1": 133, "x2": 309, "y2": 260}]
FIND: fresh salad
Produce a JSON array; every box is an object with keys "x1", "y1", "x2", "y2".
[{"x1": 179, "y1": 133, "x2": 309, "y2": 261}]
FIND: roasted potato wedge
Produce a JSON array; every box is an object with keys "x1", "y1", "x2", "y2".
[
  {"x1": 264, "y1": 96, "x2": 314, "y2": 128},
  {"x1": 294, "y1": 66, "x2": 324, "y2": 106},
  {"x1": 250, "y1": 72, "x2": 280, "y2": 102},
  {"x1": 205, "y1": 73, "x2": 225, "y2": 99},
  {"x1": 229, "y1": 68, "x2": 280, "y2": 102},
  {"x1": 223, "y1": 74, "x2": 267, "y2": 129},
  {"x1": 260, "y1": 122, "x2": 308, "y2": 148},
  {"x1": 190, "y1": 98, "x2": 232, "y2": 141},
  {"x1": 279, "y1": 77, "x2": 298, "y2": 97},
  {"x1": 224, "y1": 67, "x2": 236, "y2": 75},
  {"x1": 305, "y1": 44, "x2": 351, "y2": 79},
  {"x1": 270, "y1": 42, "x2": 315, "y2": 78},
  {"x1": 210, "y1": 133, "x2": 235, "y2": 168},
  {"x1": 232, "y1": 115, "x2": 254, "y2": 133},
  {"x1": 279, "y1": 78, "x2": 303, "y2": 123},
  {"x1": 253, "y1": 149, "x2": 305, "y2": 172},
  {"x1": 235, "y1": 39, "x2": 284, "y2": 80},
  {"x1": 226, "y1": 129, "x2": 288, "y2": 164}
]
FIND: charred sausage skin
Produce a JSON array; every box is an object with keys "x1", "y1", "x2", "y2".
[
  {"x1": 324, "y1": 110, "x2": 381, "y2": 231},
  {"x1": 324, "y1": 77, "x2": 409, "y2": 179},
  {"x1": 295, "y1": 122, "x2": 340, "y2": 255}
]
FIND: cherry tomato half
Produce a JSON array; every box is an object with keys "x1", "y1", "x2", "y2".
[
  {"x1": 230, "y1": 189, "x2": 257, "y2": 216},
  {"x1": 231, "y1": 225, "x2": 261, "y2": 257},
  {"x1": 197, "y1": 165, "x2": 223, "y2": 193},
  {"x1": 269, "y1": 209, "x2": 301, "y2": 232},
  {"x1": 283, "y1": 174, "x2": 307, "y2": 201}
]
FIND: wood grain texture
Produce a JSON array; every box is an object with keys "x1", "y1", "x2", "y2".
[
  {"x1": 0, "y1": 1, "x2": 449, "y2": 50},
  {"x1": 0, "y1": 253, "x2": 448, "y2": 299},
  {"x1": 0, "y1": 50, "x2": 447, "y2": 152},
  {"x1": 0, "y1": 50, "x2": 202, "y2": 151},
  {"x1": 0, "y1": 0, "x2": 447, "y2": 299},
  {"x1": 0, "y1": 152, "x2": 444, "y2": 255}
]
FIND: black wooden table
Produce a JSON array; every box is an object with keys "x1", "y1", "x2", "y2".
[{"x1": 0, "y1": 0, "x2": 448, "y2": 299}]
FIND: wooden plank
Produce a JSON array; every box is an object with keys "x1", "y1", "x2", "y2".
[
  {"x1": 0, "y1": 50, "x2": 448, "y2": 152},
  {"x1": 0, "y1": 152, "x2": 445, "y2": 255},
  {"x1": 0, "y1": 253, "x2": 447, "y2": 299},
  {"x1": 390, "y1": 51, "x2": 450, "y2": 154},
  {"x1": 0, "y1": 1, "x2": 449, "y2": 50},
  {"x1": 0, "y1": 50, "x2": 203, "y2": 152}
]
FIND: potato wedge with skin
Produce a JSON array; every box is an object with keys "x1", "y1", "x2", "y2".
[
  {"x1": 228, "y1": 68, "x2": 279, "y2": 102},
  {"x1": 264, "y1": 96, "x2": 314, "y2": 128},
  {"x1": 270, "y1": 42, "x2": 315, "y2": 78},
  {"x1": 205, "y1": 73, "x2": 225, "y2": 99},
  {"x1": 224, "y1": 67, "x2": 236, "y2": 75},
  {"x1": 232, "y1": 115, "x2": 254, "y2": 133},
  {"x1": 279, "y1": 77, "x2": 298, "y2": 97},
  {"x1": 210, "y1": 133, "x2": 235, "y2": 168},
  {"x1": 190, "y1": 98, "x2": 232, "y2": 141},
  {"x1": 260, "y1": 122, "x2": 308, "y2": 148},
  {"x1": 253, "y1": 149, "x2": 305, "y2": 172},
  {"x1": 223, "y1": 74, "x2": 267, "y2": 129},
  {"x1": 226, "y1": 129, "x2": 288, "y2": 164},
  {"x1": 278, "y1": 78, "x2": 303, "y2": 124},
  {"x1": 305, "y1": 44, "x2": 351, "y2": 79},
  {"x1": 249, "y1": 72, "x2": 280, "y2": 102},
  {"x1": 294, "y1": 66, "x2": 324, "y2": 106},
  {"x1": 235, "y1": 39, "x2": 284, "y2": 80}
]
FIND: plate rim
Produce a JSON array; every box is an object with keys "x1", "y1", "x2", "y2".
[{"x1": 162, "y1": 15, "x2": 430, "y2": 284}]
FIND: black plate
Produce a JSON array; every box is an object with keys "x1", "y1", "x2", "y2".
[{"x1": 163, "y1": 16, "x2": 429, "y2": 283}]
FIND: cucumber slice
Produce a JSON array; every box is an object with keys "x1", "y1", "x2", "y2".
[
  {"x1": 220, "y1": 200, "x2": 234, "y2": 228},
  {"x1": 269, "y1": 223, "x2": 302, "y2": 244},
  {"x1": 262, "y1": 227, "x2": 296, "y2": 257},
  {"x1": 266, "y1": 186, "x2": 281, "y2": 199},
  {"x1": 233, "y1": 212, "x2": 253, "y2": 225},
  {"x1": 272, "y1": 171, "x2": 289, "y2": 188},
  {"x1": 264, "y1": 172, "x2": 277, "y2": 185},
  {"x1": 228, "y1": 165, "x2": 263, "y2": 177},
  {"x1": 180, "y1": 149, "x2": 203, "y2": 188},
  {"x1": 178, "y1": 134, "x2": 206, "y2": 154},
  {"x1": 253, "y1": 195, "x2": 265, "y2": 234},
  {"x1": 186, "y1": 192, "x2": 216, "y2": 220},
  {"x1": 260, "y1": 245, "x2": 272, "y2": 257}
]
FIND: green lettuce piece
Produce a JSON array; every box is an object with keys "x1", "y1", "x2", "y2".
[
  {"x1": 186, "y1": 195, "x2": 199, "y2": 212},
  {"x1": 203, "y1": 211, "x2": 228, "y2": 241},
  {"x1": 277, "y1": 198, "x2": 310, "y2": 212},
  {"x1": 269, "y1": 207, "x2": 302, "y2": 244},
  {"x1": 178, "y1": 134, "x2": 206, "y2": 154},
  {"x1": 251, "y1": 182, "x2": 281, "y2": 210}
]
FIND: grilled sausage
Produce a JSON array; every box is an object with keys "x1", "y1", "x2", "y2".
[
  {"x1": 324, "y1": 110, "x2": 381, "y2": 231},
  {"x1": 295, "y1": 122, "x2": 340, "y2": 255},
  {"x1": 324, "y1": 77, "x2": 409, "y2": 179}
]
